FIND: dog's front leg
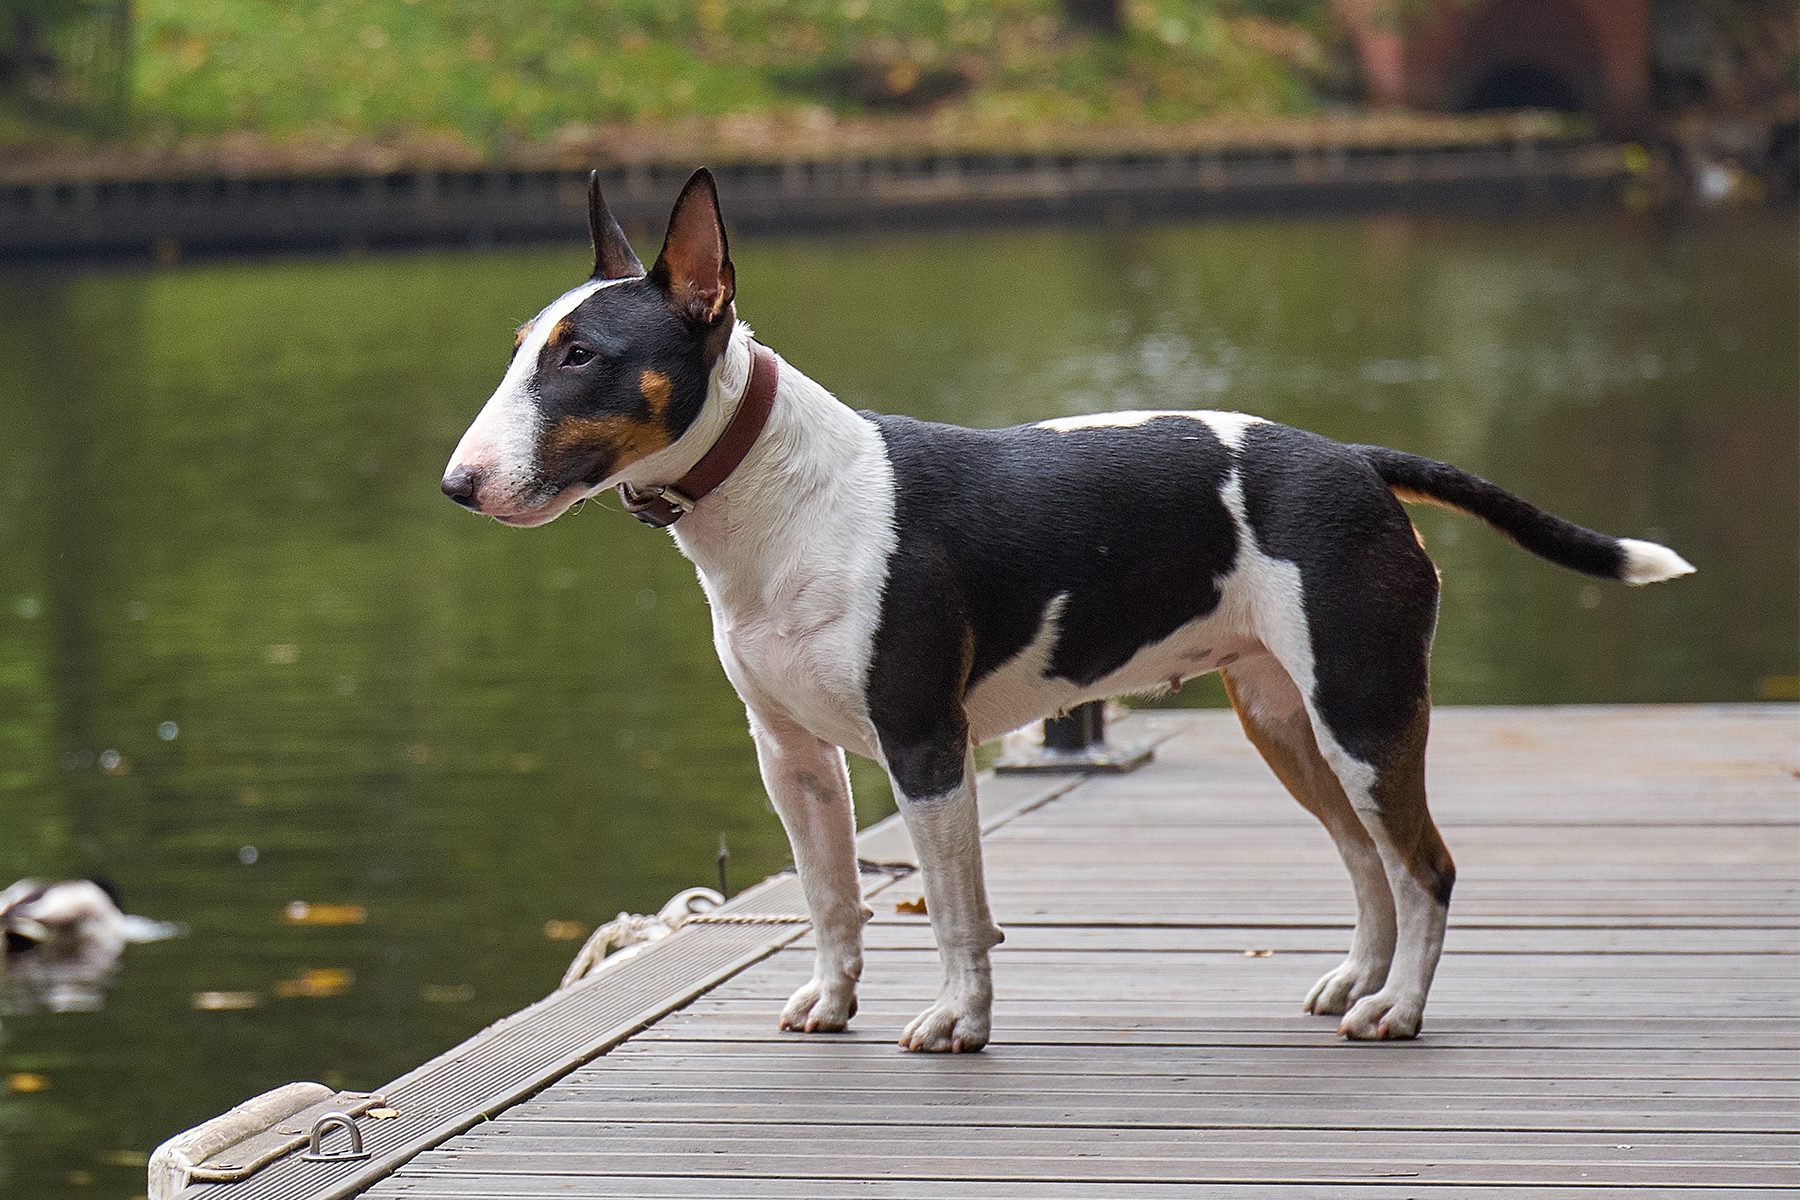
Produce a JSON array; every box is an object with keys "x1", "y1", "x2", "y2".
[
  {"x1": 748, "y1": 710, "x2": 870, "y2": 1033},
  {"x1": 889, "y1": 746, "x2": 1004, "y2": 1053}
]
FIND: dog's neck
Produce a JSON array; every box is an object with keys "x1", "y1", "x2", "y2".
[
  {"x1": 633, "y1": 322, "x2": 883, "y2": 613},
  {"x1": 610, "y1": 320, "x2": 760, "y2": 496}
]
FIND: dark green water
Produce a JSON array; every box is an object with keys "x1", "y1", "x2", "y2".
[{"x1": 0, "y1": 210, "x2": 1794, "y2": 1198}]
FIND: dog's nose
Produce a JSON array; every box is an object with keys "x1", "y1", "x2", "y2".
[{"x1": 441, "y1": 465, "x2": 484, "y2": 510}]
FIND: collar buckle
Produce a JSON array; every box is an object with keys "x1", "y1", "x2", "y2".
[{"x1": 617, "y1": 482, "x2": 696, "y2": 528}]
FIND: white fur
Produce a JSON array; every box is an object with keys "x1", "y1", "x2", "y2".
[
  {"x1": 1196, "y1": 411, "x2": 1269, "y2": 451},
  {"x1": 749, "y1": 712, "x2": 869, "y2": 1035},
  {"x1": 647, "y1": 327, "x2": 913, "y2": 1042},
  {"x1": 890, "y1": 753, "x2": 1004, "y2": 1053},
  {"x1": 1036, "y1": 409, "x2": 1267, "y2": 452},
  {"x1": 1617, "y1": 538, "x2": 1696, "y2": 585},
  {"x1": 673, "y1": 324, "x2": 897, "y2": 762},
  {"x1": 962, "y1": 592, "x2": 1069, "y2": 742},
  {"x1": 445, "y1": 278, "x2": 614, "y2": 517}
]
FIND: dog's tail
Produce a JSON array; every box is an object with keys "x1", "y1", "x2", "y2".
[{"x1": 1353, "y1": 445, "x2": 1695, "y2": 585}]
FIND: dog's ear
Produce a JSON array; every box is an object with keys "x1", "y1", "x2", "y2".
[
  {"x1": 588, "y1": 171, "x2": 643, "y2": 280},
  {"x1": 649, "y1": 168, "x2": 735, "y2": 326}
]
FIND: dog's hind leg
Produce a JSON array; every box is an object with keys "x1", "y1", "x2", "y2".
[
  {"x1": 1252, "y1": 508, "x2": 1453, "y2": 1040},
  {"x1": 1222, "y1": 655, "x2": 1396, "y2": 1016},
  {"x1": 1278, "y1": 623, "x2": 1452, "y2": 1038},
  {"x1": 1314, "y1": 705, "x2": 1453, "y2": 1041},
  {"x1": 749, "y1": 709, "x2": 871, "y2": 1034}
]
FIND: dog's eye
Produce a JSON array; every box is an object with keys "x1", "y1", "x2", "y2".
[{"x1": 562, "y1": 344, "x2": 595, "y2": 368}]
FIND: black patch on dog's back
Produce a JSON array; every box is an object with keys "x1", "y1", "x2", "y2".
[{"x1": 864, "y1": 414, "x2": 1239, "y2": 796}]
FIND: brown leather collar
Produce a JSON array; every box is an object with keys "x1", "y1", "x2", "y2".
[{"x1": 618, "y1": 341, "x2": 778, "y2": 528}]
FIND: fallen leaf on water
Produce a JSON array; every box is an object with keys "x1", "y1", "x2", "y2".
[
  {"x1": 1757, "y1": 674, "x2": 1799, "y2": 701},
  {"x1": 283, "y1": 901, "x2": 367, "y2": 926},
  {"x1": 367, "y1": 1106, "x2": 399, "y2": 1119},
  {"x1": 274, "y1": 968, "x2": 354, "y2": 999},
  {"x1": 894, "y1": 897, "x2": 926, "y2": 915},
  {"x1": 543, "y1": 920, "x2": 585, "y2": 941},
  {"x1": 1243, "y1": 949, "x2": 1274, "y2": 958},
  {"x1": 7, "y1": 1072, "x2": 48, "y2": 1093},
  {"x1": 191, "y1": 991, "x2": 261, "y2": 1011}
]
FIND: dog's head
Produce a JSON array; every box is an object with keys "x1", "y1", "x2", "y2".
[{"x1": 442, "y1": 169, "x2": 737, "y2": 525}]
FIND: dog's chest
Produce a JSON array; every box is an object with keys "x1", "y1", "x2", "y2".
[
  {"x1": 682, "y1": 427, "x2": 899, "y2": 756},
  {"x1": 708, "y1": 582, "x2": 883, "y2": 755}
]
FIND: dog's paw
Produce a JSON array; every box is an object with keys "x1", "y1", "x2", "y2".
[
  {"x1": 1337, "y1": 989, "x2": 1424, "y2": 1040},
  {"x1": 898, "y1": 993, "x2": 991, "y2": 1053},
  {"x1": 1303, "y1": 958, "x2": 1388, "y2": 1016},
  {"x1": 778, "y1": 978, "x2": 857, "y2": 1034}
]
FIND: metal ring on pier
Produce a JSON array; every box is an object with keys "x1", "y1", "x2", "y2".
[{"x1": 300, "y1": 1113, "x2": 369, "y2": 1163}]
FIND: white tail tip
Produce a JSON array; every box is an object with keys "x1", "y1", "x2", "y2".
[{"x1": 1618, "y1": 538, "x2": 1696, "y2": 585}]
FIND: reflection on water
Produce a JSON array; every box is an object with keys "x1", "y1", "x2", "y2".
[{"x1": 0, "y1": 209, "x2": 1794, "y2": 1198}]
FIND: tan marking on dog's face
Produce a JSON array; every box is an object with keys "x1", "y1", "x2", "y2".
[
  {"x1": 546, "y1": 317, "x2": 575, "y2": 348},
  {"x1": 639, "y1": 369, "x2": 673, "y2": 418},
  {"x1": 539, "y1": 411, "x2": 673, "y2": 483},
  {"x1": 513, "y1": 321, "x2": 534, "y2": 351}
]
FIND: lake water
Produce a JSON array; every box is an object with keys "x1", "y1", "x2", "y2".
[{"x1": 0, "y1": 208, "x2": 1794, "y2": 1198}]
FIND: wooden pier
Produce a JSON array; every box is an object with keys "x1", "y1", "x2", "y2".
[{"x1": 165, "y1": 705, "x2": 1798, "y2": 1199}]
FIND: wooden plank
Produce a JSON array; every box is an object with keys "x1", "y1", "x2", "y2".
[
  {"x1": 380, "y1": 1176, "x2": 1798, "y2": 1199},
  {"x1": 392, "y1": 1153, "x2": 1796, "y2": 1189},
  {"x1": 635, "y1": 1021, "x2": 1800, "y2": 1060},
  {"x1": 827, "y1": 923, "x2": 1800, "y2": 954},
  {"x1": 484, "y1": 1097, "x2": 1792, "y2": 1134},
  {"x1": 594, "y1": 1035, "x2": 1800, "y2": 1066}
]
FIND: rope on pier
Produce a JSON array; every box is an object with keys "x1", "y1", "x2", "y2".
[
  {"x1": 559, "y1": 858, "x2": 916, "y2": 988},
  {"x1": 559, "y1": 889, "x2": 810, "y2": 987}
]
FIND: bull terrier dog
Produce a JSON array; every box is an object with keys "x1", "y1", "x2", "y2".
[{"x1": 442, "y1": 169, "x2": 1694, "y2": 1051}]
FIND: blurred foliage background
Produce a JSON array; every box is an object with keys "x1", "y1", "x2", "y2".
[{"x1": 2, "y1": 0, "x2": 1347, "y2": 150}]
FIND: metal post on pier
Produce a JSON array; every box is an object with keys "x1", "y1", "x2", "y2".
[{"x1": 994, "y1": 700, "x2": 1154, "y2": 775}]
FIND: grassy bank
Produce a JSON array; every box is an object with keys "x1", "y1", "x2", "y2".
[{"x1": 6, "y1": 0, "x2": 1350, "y2": 159}]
